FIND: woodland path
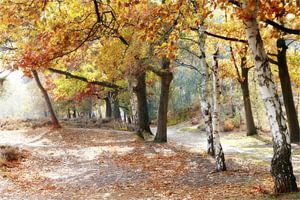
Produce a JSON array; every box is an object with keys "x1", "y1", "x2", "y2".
[
  {"x1": 0, "y1": 125, "x2": 298, "y2": 199},
  {"x1": 165, "y1": 122, "x2": 300, "y2": 179}
]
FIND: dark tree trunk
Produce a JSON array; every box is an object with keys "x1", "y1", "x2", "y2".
[
  {"x1": 240, "y1": 57, "x2": 257, "y2": 136},
  {"x1": 104, "y1": 96, "x2": 112, "y2": 118},
  {"x1": 73, "y1": 107, "x2": 77, "y2": 118},
  {"x1": 134, "y1": 72, "x2": 152, "y2": 136},
  {"x1": 88, "y1": 98, "x2": 93, "y2": 119},
  {"x1": 32, "y1": 70, "x2": 61, "y2": 128},
  {"x1": 127, "y1": 116, "x2": 132, "y2": 124},
  {"x1": 154, "y1": 57, "x2": 173, "y2": 143},
  {"x1": 73, "y1": 100, "x2": 77, "y2": 118},
  {"x1": 113, "y1": 97, "x2": 121, "y2": 120},
  {"x1": 67, "y1": 108, "x2": 71, "y2": 119},
  {"x1": 277, "y1": 38, "x2": 300, "y2": 143}
]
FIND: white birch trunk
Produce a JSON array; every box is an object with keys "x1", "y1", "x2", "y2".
[
  {"x1": 243, "y1": 0, "x2": 297, "y2": 193},
  {"x1": 197, "y1": 26, "x2": 214, "y2": 156},
  {"x1": 212, "y1": 47, "x2": 226, "y2": 172}
]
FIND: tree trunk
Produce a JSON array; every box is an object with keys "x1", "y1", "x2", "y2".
[
  {"x1": 72, "y1": 100, "x2": 77, "y2": 118},
  {"x1": 154, "y1": 57, "x2": 173, "y2": 143},
  {"x1": 240, "y1": 57, "x2": 257, "y2": 136},
  {"x1": 212, "y1": 49, "x2": 226, "y2": 172},
  {"x1": 128, "y1": 79, "x2": 139, "y2": 128},
  {"x1": 32, "y1": 70, "x2": 61, "y2": 128},
  {"x1": 104, "y1": 96, "x2": 112, "y2": 118},
  {"x1": 277, "y1": 38, "x2": 300, "y2": 143},
  {"x1": 88, "y1": 98, "x2": 93, "y2": 119},
  {"x1": 73, "y1": 107, "x2": 77, "y2": 118},
  {"x1": 198, "y1": 26, "x2": 214, "y2": 156},
  {"x1": 127, "y1": 116, "x2": 132, "y2": 124},
  {"x1": 134, "y1": 72, "x2": 152, "y2": 136},
  {"x1": 243, "y1": 2, "x2": 298, "y2": 193},
  {"x1": 113, "y1": 97, "x2": 121, "y2": 120},
  {"x1": 67, "y1": 108, "x2": 71, "y2": 119},
  {"x1": 99, "y1": 100, "x2": 103, "y2": 119}
]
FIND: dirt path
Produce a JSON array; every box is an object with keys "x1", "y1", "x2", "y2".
[
  {"x1": 0, "y1": 127, "x2": 277, "y2": 199},
  {"x1": 164, "y1": 122, "x2": 300, "y2": 180}
]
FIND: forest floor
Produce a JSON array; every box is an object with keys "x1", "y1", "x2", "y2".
[{"x1": 0, "y1": 122, "x2": 299, "y2": 199}]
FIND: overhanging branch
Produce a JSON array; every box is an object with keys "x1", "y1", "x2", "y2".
[{"x1": 48, "y1": 67, "x2": 124, "y2": 90}]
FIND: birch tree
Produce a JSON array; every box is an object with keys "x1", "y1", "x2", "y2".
[
  {"x1": 198, "y1": 26, "x2": 214, "y2": 156},
  {"x1": 211, "y1": 47, "x2": 226, "y2": 171},
  {"x1": 241, "y1": 0, "x2": 298, "y2": 193}
]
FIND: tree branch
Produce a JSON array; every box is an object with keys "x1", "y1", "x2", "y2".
[
  {"x1": 92, "y1": 0, "x2": 129, "y2": 46},
  {"x1": 48, "y1": 67, "x2": 124, "y2": 90},
  {"x1": 265, "y1": 19, "x2": 300, "y2": 35},
  {"x1": 228, "y1": 0, "x2": 242, "y2": 7},
  {"x1": 180, "y1": 37, "x2": 198, "y2": 44},
  {"x1": 205, "y1": 31, "x2": 248, "y2": 43},
  {"x1": 178, "y1": 46, "x2": 201, "y2": 59},
  {"x1": 268, "y1": 57, "x2": 278, "y2": 65},
  {"x1": 174, "y1": 59, "x2": 200, "y2": 74}
]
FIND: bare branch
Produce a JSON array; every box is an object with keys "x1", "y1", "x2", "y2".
[
  {"x1": 174, "y1": 59, "x2": 200, "y2": 74},
  {"x1": 204, "y1": 31, "x2": 248, "y2": 43},
  {"x1": 178, "y1": 46, "x2": 201, "y2": 59}
]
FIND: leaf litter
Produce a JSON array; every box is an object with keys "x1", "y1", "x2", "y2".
[{"x1": 0, "y1": 127, "x2": 275, "y2": 199}]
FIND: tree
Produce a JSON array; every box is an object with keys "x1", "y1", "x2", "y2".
[
  {"x1": 133, "y1": 71, "x2": 153, "y2": 137},
  {"x1": 240, "y1": 0, "x2": 298, "y2": 193},
  {"x1": 276, "y1": 38, "x2": 300, "y2": 143},
  {"x1": 104, "y1": 95, "x2": 112, "y2": 119},
  {"x1": 197, "y1": 27, "x2": 215, "y2": 156},
  {"x1": 212, "y1": 47, "x2": 226, "y2": 171},
  {"x1": 32, "y1": 70, "x2": 61, "y2": 128},
  {"x1": 230, "y1": 45, "x2": 257, "y2": 136}
]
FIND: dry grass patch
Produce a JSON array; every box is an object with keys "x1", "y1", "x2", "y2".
[{"x1": 0, "y1": 145, "x2": 27, "y2": 167}]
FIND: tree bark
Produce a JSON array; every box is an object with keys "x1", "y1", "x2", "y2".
[
  {"x1": 243, "y1": 1, "x2": 298, "y2": 193},
  {"x1": 134, "y1": 72, "x2": 152, "y2": 137},
  {"x1": 113, "y1": 96, "x2": 121, "y2": 120},
  {"x1": 73, "y1": 107, "x2": 77, "y2": 118},
  {"x1": 128, "y1": 79, "x2": 138, "y2": 128},
  {"x1": 67, "y1": 108, "x2": 71, "y2": 119},
  {"x1": 104, "y1": 96, "x2": 112, "y2": 118},
  {"x1": 277, "y1": 38, "x2": 300, "y2": 143},
  {"x1": 32, "y1": 70, "x2": 61, "y2": 128},
  {"x1": 198, "y1": 26, "x2": 214, "y2": 156},
  {"x1": 154, "y1": 57, "x2": 173, "y2": 143},
  {"x1": 240, "y1": 57, "x2": 257, "y2": 136},
  {"x1": 212, "y1": 49, "x2": 226, "y2": 172}
]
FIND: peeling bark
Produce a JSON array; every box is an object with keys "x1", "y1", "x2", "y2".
[
  {"x1": 212, "y1": 48, "x2": 226, "y2": 172},
  {"x1": 197, "y1": 27, "x2": 214, "y2": 156},
  {"x1": 243, "y1": 1, "x2": 298, "y2": 193}
]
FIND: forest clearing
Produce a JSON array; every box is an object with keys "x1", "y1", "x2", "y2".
[{"x1": 0, "y1": 0, "x2": 300, "y2": 199}]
